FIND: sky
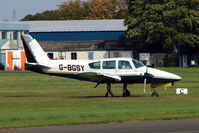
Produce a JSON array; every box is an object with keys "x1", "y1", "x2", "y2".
[{"x1": 0, "y1": 0, "x2": 66, "y2": 21}]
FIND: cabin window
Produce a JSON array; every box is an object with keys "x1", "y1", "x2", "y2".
[
  {"x1": 118, "y1": 60, "x2": 132, "y2": 69},
  {"x1": 89, "y1": 61, "x2": 100, "y2": 69},
  {"x1": 71, "y1": 52, "x2": 77, "y2": 60},
  {"x1": 132, "y1": 59, "x2": 145, "y2": 68},
  {"x1": 103, "y1": 61, "x2": 116, "y2": 69}
]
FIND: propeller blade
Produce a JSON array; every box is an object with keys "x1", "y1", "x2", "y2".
[{"x1": 144, "y1": 78, "x2": 147, "y2": 93}]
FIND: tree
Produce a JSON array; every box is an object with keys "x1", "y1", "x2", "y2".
[
  {"x1": 21, "y1": 10, "x2": 60, "y2": 21},
  {"x1": 125, "y1": 0, "x2": 199, "y2": 53},
  {"x1": 58, "y1": 0, "x2": 86, "y2": 20},
  {"x1": 85, "y1": 0, "x2": 128, "y2": 19},
  {"x1": 21, "y1": 0, "x2": 128, "y2": 20}
]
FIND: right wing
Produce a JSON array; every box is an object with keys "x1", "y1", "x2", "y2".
[{"x1": 77, "y1": 72, "x2": 121, "y2": 83}]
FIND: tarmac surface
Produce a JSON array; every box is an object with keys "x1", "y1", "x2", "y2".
[{"x1": 0, "y1": 119, "x2": 199, "y2": 133}]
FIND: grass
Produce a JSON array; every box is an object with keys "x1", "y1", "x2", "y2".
[{"x1": 0, "y1": 68, "x2": 199, "y2": 128}]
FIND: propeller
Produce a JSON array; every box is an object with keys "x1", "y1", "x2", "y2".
[{"x1": 143, "y1": 67, "x2": 153, "y2": 93}]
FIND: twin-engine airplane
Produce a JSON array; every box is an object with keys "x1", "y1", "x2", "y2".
[{"x1": 21, "y1": 34, "x2": 181, "y2": 97}]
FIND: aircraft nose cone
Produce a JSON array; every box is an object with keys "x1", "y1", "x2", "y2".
[
  {"x1": 172, "y1": 74, "x2": 181, "y2": 81},
  {"x1": 147, "y1": 67, "x2": 181, "y2": 82}
]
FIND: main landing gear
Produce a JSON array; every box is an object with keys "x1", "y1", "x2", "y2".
[
  {"x1": 105, "y1": 83, "x2": 114, "y2": 97},
  {"x1": 123, "y1": 83, "x2": 131, "y2": 97},
  {"x1": 105, "y1": 83, "x2": 131, "y2": 97}
]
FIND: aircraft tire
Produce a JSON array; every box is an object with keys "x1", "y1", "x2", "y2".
[
  {"x1": 106, "y1": 92, "x2": 114, "y2": 97},
  {"x1": 123, "y1": 90, "x2": 131, "y2": 97},
  {"x1": 151, "y1": 92, "x2": 159, "y2": 97}
]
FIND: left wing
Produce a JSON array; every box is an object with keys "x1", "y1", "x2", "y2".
[{"x1": 77, "y1": 72, "x2": 121, "y2": 83}]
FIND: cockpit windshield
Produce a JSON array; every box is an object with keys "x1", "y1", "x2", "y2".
[{"x1": 132, "y1": 59, "x2": 145, "y2": 68}]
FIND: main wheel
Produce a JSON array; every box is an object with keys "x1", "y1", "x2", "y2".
[
  {"x1": 123, "y1": 90, "x2": 131, "y2": 97},
  {"x1": 151, "y1": 92, "x2": 159, "y2": 97},
  {"x1": 106, "y1": 91, "x2": 114, "y2": 97}
]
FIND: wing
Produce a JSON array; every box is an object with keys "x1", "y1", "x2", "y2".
[{"x1": 77, "y1": 72, "x2": 121, "y2": 83}]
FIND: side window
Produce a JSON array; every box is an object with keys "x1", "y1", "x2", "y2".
[
  {"x1": 103, "y1": 61, "x2": 116, "y2": 69},
  {"x1": 88, "y1": 52, "x2": 94, "y2": 60},
  {"x1": 13, "y1": 32, "x2": 18, "y2": 40},
  {"x1": 89, "y1": 61, "x2": 100, "y2": 69},
  {"x1": 2, "y1": 31, "x2": 6, "y2": 39},
  {"x1": 118, "y1": 60, "x2": 132, "y2": 69}
]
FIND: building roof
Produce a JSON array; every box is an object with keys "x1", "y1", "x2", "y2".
[
  {"x1": 0, "y1": 22, "x2": 29, "y2": 31},
  {"x1": 0, "y1": 39, "x2": 17, "y2": 49},
  {"x1": 40, "y1": 40, "x2": 133, "y2": 51},
  {"x1": 0, "y1": 40, "x2": 8, "y2": 48},
  {"x1": 23, "y1": 19, "x2": 127, "y2": 32}
]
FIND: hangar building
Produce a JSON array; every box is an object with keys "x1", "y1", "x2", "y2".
[
  {"x1": 0, "y1": 22, "x2": 29, "y2": 70},
  {"x1": 25, "y1": 20, "x2": 134, "y2": 60}
]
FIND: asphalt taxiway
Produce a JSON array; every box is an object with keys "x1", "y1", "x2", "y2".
[{"x1": 0, "y1": 118, "x2": 199, "y2": 133}]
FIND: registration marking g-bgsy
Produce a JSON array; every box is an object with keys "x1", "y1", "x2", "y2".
[{"x1": 59, "y1": 64, "x2": 84, "y2": 71}]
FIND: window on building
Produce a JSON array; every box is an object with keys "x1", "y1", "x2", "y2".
[
  {"x1": 118, "y1": 60, "x2": 132, "y2": 69},
  {"x1": 71, "y1": 53, "x2": 77, "y2": 60},
  {"x1": 89, "y1": 61, "x2": 100, "y2": 69},
  {"x1": 103, "y1": 60, "x2": 116, "y2": 69},
  {"x1": 10, "y1": 33, "x2": 12, "y2": 40},
  {"x1": 2, "y1": 31, "x2": 6, "y2": 39},
  {"x1": 13, "y1": 32, "x2": 18, "y2": 40},
  {"x1": 24, "y1": 31, "x2": 29, "y2": 34},
  {"x1": 47, "y1": 53, "x2": 54, "y2": 59},
  {"x1": 88, "y1": 52, "x2": 94, "y2": 60},
  {"x1": 58, "y1": 51, "x2": 65, "y2": 59},
  {"x1": 113, "y1": 52, "x2": 120, "y2": 58}
]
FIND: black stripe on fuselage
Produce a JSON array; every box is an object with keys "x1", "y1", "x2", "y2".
[{"x1": 46, "y1": 73, "x2": 179, "y2": 84}]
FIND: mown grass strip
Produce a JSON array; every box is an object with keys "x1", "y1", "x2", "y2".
[{"x1": 0, "y1": 68, "x2": 199, "y2": 128}]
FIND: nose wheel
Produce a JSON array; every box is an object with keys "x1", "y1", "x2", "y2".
[
  {"x1": 106, "y1": 83, "x2": 114, "y2": 97},
  {"x1": 151, "y1": 88, "x2": 159, "y2": 97}
]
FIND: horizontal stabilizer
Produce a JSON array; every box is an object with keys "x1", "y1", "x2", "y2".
[{"x1": 25, "y1": 63, "x2": 51, "y2": 73}]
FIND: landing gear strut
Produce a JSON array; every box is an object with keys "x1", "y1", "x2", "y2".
[
  {"x1": 151, "y1": 88, "x2": 159, "y2": 97},
  {"x1": 123, "y1": 83, "x2": 131, "y2": 97},
  {"x1": 105, "y1": 83, "x2": 114, "y2": 97}
]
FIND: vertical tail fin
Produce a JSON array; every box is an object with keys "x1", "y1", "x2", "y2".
[{"x1": 21, "y1": 34, "x2": 50, "y2": 65}]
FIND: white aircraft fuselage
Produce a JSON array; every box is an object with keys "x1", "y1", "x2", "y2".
[
  {"x1": 39, "y1": 59, "x2": 180, "y2": 84},
  {"x1": 22, "y1": 34, "x2": 181, "y2": 97}
]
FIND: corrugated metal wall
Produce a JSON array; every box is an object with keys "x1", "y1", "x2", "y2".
[{"x1": 30, "y1": 31, "x2": 126, "y2": 41}]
